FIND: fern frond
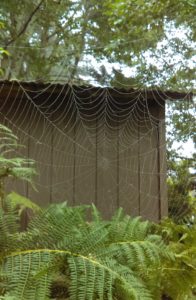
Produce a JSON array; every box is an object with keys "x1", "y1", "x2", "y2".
[
  {"x1": 25, "y1": 204, "x2": 88, "y2": 250},
  {"x1": 1, "y1": 199, "x2": 195, "y2": 299},
  {"x1": 91, "y1": 203, "x2": 103, "y2": 223},
  {"x1": 0, "y1": 125, "x2": 18, "y2": 157},
  {"x1": 96, "y1": 239, "x2": 162, "y2": 273},
  {"x1": 3, "y1": 247, "x2": 154, "y2": 300},
  {"x1": 74, "y1": 223, "x2": 109, "y2": 255},
  {"x1": 68, "y1": 254, "x2": 151, "y2": 300},
  {"x1": 108, "y1": 213, "x2": 150, "y2": 243},
  {"x1": 0, "y1": 202, "x2": 19, "y2": 257},
  {"x1": 6, "y1": 192, "x2": 41, "y2": 216},
  {"x1": 3, "y1": 251, "x2": 54, "y2": 300},
  {"x1": 0, "y1": 124, "x2": 36, "y2": 184}
]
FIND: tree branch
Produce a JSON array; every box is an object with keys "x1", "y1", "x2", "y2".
[{"x1": 5, "y1": 0, "x2": 44, "y2": 47}]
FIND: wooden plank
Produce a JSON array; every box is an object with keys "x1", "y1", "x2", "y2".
[
  {"x1": 96, "y1": 116, "x2": 118, "y2": 219},
  {"x1": 51, "y1": 108, "x2": 75, "y2": 205},
  {"x1": 118, "y1": 118, "x2": 140, "y2": 217},
  {"x1": 139, "y1": 103, "x2": 159, "y2": 221},
  {"x1": 158, "y1": 103, "x2": 168, "y2": 217},
  {"x1": 28, "y1": 105, "x2": 52, "y2": 207},
  {"x1": 74, "y1": 118, "x2": 96, "y2": 207}
]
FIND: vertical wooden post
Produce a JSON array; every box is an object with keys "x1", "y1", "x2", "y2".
[
  {"x1": 118, "y1": 117, "x2": 140, "y2": 216},
  {"x1": 139, "y1": 99, "x2": 160, "y2": 221},
  {"x1": 96, "y1": 92, "x2": 118, "y2": 218},
  {"x1": 157, "y1": 102, "x2": 168, "y2": 218},
  {"x1": 28, "y1": 106, "x2": 52, "y2": 207},
  {"x1": 51, "y1": 105, "x2": 75, "y2": 205}
]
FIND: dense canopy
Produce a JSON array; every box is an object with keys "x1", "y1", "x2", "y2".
[{"x1": 0, "y1": 0, "x2": 195, "y2": 90}]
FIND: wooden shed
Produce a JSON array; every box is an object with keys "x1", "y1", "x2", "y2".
[{"x1": 0, "y1": 81, "x2": 191, "y2": 220}]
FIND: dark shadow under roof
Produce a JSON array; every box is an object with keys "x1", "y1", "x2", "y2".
[{"x1": 0, "y1": 80, "x2": 194, "y2": 104}]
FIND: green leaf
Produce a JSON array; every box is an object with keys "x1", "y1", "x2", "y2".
[{"x1": 6, "y1": 192, "x2": 41, "y2": 215}]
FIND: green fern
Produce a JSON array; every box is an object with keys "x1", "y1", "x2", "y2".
[
  {"x1": 2, "y1": 248, "x2": 153, "y2": 300},
  {"x1": 0, "y1": 204, "x2": 164, "y2": 299},
  {"x1": 154, "y1": 218, "x2": 196, "y2": 299},
  {"x1": 0, "y1": 124, "x2": 37, "y2": 298},
  {"x1": 0, "y1": 124, "x2": 36, "y2": 186},
  {"x1": 1, "y1": 202, "x2": 196, "y2": 300},
  {"x1": 3, "y1": 251, "x2": 53, "y2": 300}
]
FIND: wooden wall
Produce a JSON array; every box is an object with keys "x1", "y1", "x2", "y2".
[{"x1": 0, "y1": 82, "x2": 168, "y2": 221}]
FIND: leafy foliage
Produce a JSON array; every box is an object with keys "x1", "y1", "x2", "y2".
[
  {"x1": 167, "y1": 159, "x2": 196, "y2": 223},
  {"x1": 166, "y1": 99, "x2": 195, "y2": 223},
  {"x1": 0, "y1": 123, "x2": 37, "y2": 249},
  {"x1": 0, "y1": 22, "x2": 10, "y2": 76},
  {"x1": 0, "y1": 0, "x2": 195, "y2": 89},
  {"x1": 6, "y1": 192, "x2": 41, "y2": 216},
  {"x1": 0, "y1": 202, "x2": 195, "y2": 300},
  {"x1": 155, "y1": 218, "x2": 196, "y2": 299},
  {"x1": 0, "y1": 124, "x2": 36, "y2": 185}
]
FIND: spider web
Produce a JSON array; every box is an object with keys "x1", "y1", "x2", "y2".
[{"x1": 0, "y1": 41, "x2": 194, "y2": 221}]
